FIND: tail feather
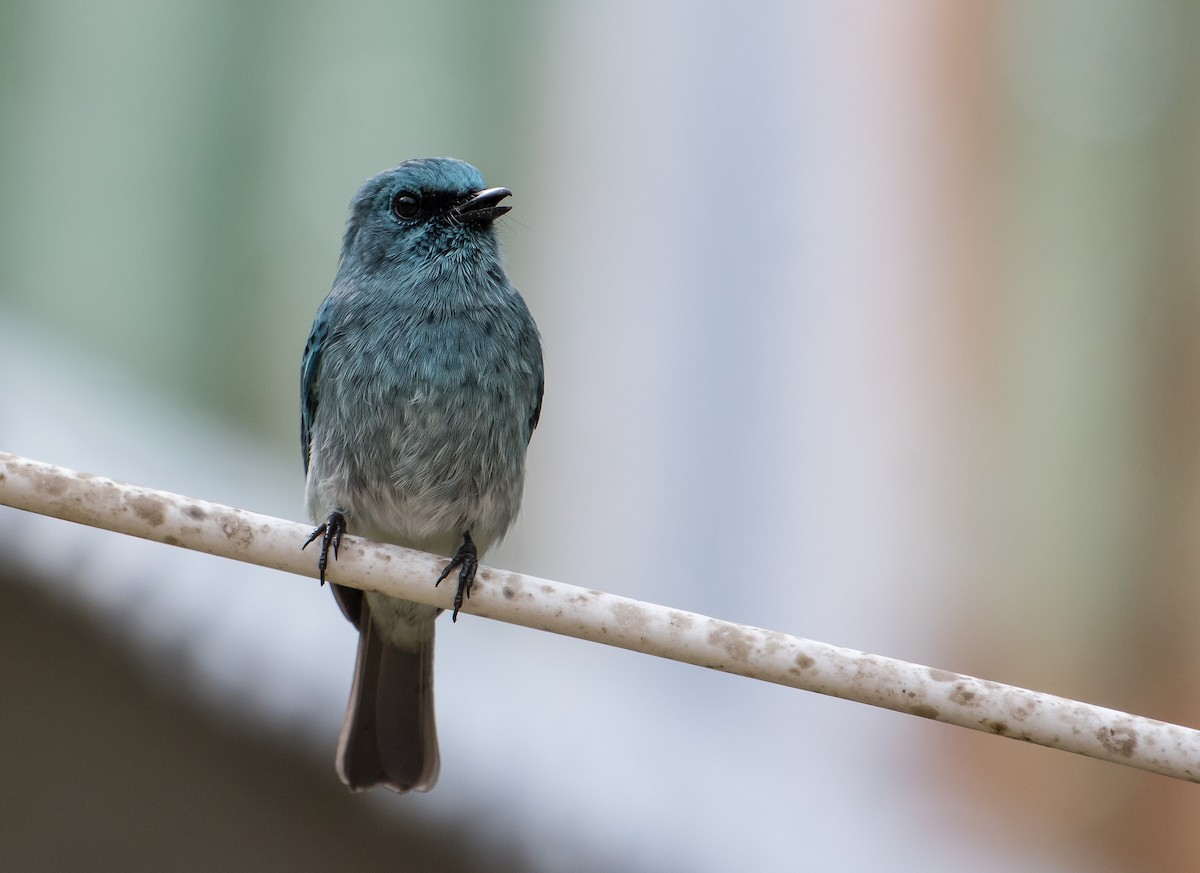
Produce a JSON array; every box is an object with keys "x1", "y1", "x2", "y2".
[{"x1": 335, "y1": 600, "x2": 439, "y2": 793}]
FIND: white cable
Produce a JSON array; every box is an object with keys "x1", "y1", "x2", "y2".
[{"x1": 1, "y1": 450, "x2": 1196, "y2": 783}]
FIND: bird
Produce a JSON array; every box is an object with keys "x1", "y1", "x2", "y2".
[{"x1": 300, "y1": 157, "x2": 543, "y2": 793}]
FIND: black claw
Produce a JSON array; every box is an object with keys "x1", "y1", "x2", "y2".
[
  {"x1": 303, "y1": 510, "x2": 346, "y2": 586},
  {"x1": 435, "y1": 532, "x2": 478, "y2": 622}
]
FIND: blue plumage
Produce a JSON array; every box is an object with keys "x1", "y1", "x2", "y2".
[{"x1": 301, "y1": 158, "x2": 542, "y2": 793}]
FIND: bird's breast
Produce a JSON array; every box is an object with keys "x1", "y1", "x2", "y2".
[{"x1": 307, "y1": 302, "x2": 537, "y2": 553}]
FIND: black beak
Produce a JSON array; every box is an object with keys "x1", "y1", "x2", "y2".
[{"x1": 454, "y1": 187, "x2": 512, "y2": 224}]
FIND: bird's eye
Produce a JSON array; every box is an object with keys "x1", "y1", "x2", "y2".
[{"x1": 391, "y1": 192, "x2": 421, "y2": 220}]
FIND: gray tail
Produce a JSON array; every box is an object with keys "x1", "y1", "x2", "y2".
[{"x1": 335, "y1": 604, "x2": 440, "y2": 793}]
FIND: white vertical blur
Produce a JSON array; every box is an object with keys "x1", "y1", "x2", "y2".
[{"x1": 504, "y1": 2, "x2": 1078, "y2": 871}]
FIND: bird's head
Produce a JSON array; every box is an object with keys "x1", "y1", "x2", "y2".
[{"x1": 340, "y1": 157, "x2": 511, "y2": 277}]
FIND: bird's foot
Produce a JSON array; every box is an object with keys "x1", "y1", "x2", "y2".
[
  {"x1": 302, "y1": 510, "x2": 346, "y2": 586},
  {"x1": 435, "y1": 532, "x2": 477, "y2": 622}
]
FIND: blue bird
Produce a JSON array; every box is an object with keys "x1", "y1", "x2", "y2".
[{"x1": 301, "y1": 158, "x2": 543, "y2": 793}]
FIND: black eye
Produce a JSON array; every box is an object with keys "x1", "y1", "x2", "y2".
[{"x1": 391, "y1": 192, "x2": 421, "y2": 220}]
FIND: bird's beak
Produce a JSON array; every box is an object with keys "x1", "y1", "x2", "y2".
[{"x1": 454, "y1": 187, "x2": 512, "y2": 224}]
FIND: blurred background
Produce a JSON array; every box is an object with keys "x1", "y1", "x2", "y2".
[{"x1": 2, "y1": 1, "x2": 1199, "y2": 870}]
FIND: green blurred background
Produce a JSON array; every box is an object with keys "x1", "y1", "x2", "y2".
[{"x1": 0, "y1": 0, "x2": 539, "y2": 447}]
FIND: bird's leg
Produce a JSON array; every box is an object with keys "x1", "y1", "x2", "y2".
[
  {"x1": 302, "y1": 509, "x2": 347, "y2": 586},
  {"x1": 435, "y1": 531, "x2": 478, "y2": 622}
]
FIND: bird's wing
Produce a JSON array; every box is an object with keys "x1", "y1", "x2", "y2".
[
  {"x1": 301, "y1": 301, "x2": 364, "y2": 630},
  {"x1": 527, "y1": 316, "x2": 545, "y2": 438},
  {"x1": 331, "y1": 583, "x2": 364, "y2": 630},
  {"x1": 300, "y1": 306, "x2": 328, "y2": 474},
  {"x1": 529, "y1": 367, "x2": 544, "y2": 436}
]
